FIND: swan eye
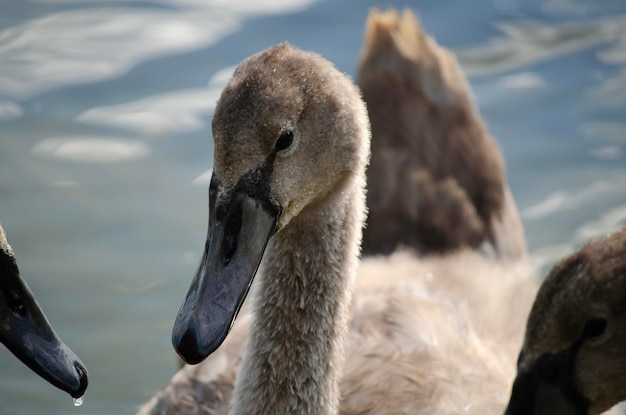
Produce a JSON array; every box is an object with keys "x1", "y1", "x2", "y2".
[
  {"x1": 274, "y1": 131, "x2": 294, "y2": 152},
  {"x1": 581, "y1": 317, "x2": 607, "y2": 340}
]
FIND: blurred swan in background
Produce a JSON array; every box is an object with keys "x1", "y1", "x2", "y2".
[{"x1": 360, "y1": 9, "x2": 526, "y2": 260}]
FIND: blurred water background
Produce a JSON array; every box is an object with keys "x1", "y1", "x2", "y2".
[{"x1": 1, "y1": 0, "x2": 626, "y2": 413}]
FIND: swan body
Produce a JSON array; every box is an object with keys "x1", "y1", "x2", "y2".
[
  {"x1": 141, "y1": 251, "x2": 534, "y2": 415},
  {"x1": 0, "y1": 223, "x2": 88, "y2": 398},
  {"x1": 140, "y1": 9, "x2": 535, "y2": 415}
]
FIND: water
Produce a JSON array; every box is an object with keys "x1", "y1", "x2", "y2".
[
  {"x1": 0, "y1": 0, "x2": 625, "y2": 414},
  {"x1": 73, "y1": 396, "x2": 84, "y2": 407}
]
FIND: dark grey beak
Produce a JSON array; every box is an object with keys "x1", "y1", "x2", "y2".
[
  {"x1": 0, "y1": 253, "x2": 88, "y2": 399},
  {"x1": 172, "y1": 188, "x2": 279, "y2": 365},
  {"x1": 504, "y1": 352, "x2": 588, "y2": 415}
]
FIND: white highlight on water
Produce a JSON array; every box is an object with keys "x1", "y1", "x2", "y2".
[{"x1": 73, "y1": 396, "x2": 84, "y2": 407}]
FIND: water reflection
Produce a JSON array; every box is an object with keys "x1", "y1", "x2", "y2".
[
  {"x1": 0, "y1": 9, "x2": 240, "y2": 99},
  {"x1": 191, "y1": 169, "x2": 212, "y2": 186},
  {"x1": 0, "y1": 0, "x2": 316, "y2": 100},
  {"x1": 523, "y1": 175, "x2": 626, "y2": 220},
  {"x1": 32, "y1": 137, "x2": 150, "y2": 163},
  {"x1": 586, "y1": 71, "x2": 626, "y2": 109},
  {"x1": 458, "y1": 16, "x2": 626, "y2": 76},
  {"x1": 575, "y1": 203, "x2": 626, "y2": 241},
  {"x1": 0, "y1": 99, "x2": 23, "y2": 121},
  {"x1": 76, "y1": 67, "x2": 234, "y2": 137},
  {"x1": 30, "y1": 0, "x2": 316, "y2": 14},
  {"x1": 589, "y1": 145, "x2": 623, "y2": 160},
  {"x1": 496, "y1": 71, "x2": 545, "y2": 89},
  {"x1": 541, "y1": 0, "x2": 626, "y2": 17},
  {"x1": 77, "y1": 89, "x2": 220, "y2": 137},
  {"x1": 582, "y1": 121, "x2": 626, "y2": 143}
]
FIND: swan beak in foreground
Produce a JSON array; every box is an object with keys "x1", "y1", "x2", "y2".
[
  {"x1": 0, "y1": 267, "x2": 88, "y2": 399},
  {"x1": 172, "y1": 187, "x2": 279, "y2": 365},
  {"x1": 504, "y1": 352, "x2": 587, "y2": 415}
]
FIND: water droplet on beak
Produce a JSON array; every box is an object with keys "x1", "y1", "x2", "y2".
[{"x1": 73, "y1": 396, "x2": 84, "y2": 407}]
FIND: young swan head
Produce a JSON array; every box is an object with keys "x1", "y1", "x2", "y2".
[
  {"x1": 505, "y1": 228, "x2": 626, "y2": 415},
  {"x1": 172, "y1": 42, "x2": 370, "y2": 365}
]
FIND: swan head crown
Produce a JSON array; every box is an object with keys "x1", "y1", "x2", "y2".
[
  {"x1": 173, "y1": 42, "x2": 370, "y2": 364},
  {"x1": 506, "y1": 228, "x2": 626, "y2": 415},
  {"x1": 211, "y1": 42, "x2": 370, "y2": 230}
]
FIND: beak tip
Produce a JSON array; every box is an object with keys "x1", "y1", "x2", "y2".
[
  {"x1": 69, "y1": 360, "x2": 89, "y2": 399},
  {"x1": 172, "y1": 315, "x2": 231, "y2": 365},
  {"x1": 172, "y1": 325, "x2": 208, "y2": 365}
]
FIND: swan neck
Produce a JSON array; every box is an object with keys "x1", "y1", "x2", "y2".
[{"x1": 230, "y1": 173, "x2": 365, "y2": 415}]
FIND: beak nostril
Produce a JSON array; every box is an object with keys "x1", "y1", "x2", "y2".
[
  {"x1": 223, "y1": 234, "x2": 238, "y2": 264},
  {"x1": 222, "y1": 202, "x2": 243, "y2": 265}
]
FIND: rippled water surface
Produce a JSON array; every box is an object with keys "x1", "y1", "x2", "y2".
[{"x1": 1, "y1": 0, "x2": 626, "y2": 414}]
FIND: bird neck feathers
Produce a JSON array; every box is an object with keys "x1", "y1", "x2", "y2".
[{"x1": 229, "y1": 172, "x2": 366, "y2": 415}]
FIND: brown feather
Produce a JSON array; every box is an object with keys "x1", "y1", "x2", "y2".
[{"x1": 359, "y1": 9, "x2": 526, "y2": 260}]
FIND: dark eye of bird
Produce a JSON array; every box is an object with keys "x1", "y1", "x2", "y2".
[
  {"x1": 581, "y1": 317, "x2": 608, "y2": 340},
  {"x1": 275, "y1": 130, "x2": 294, "y2": 152}
]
